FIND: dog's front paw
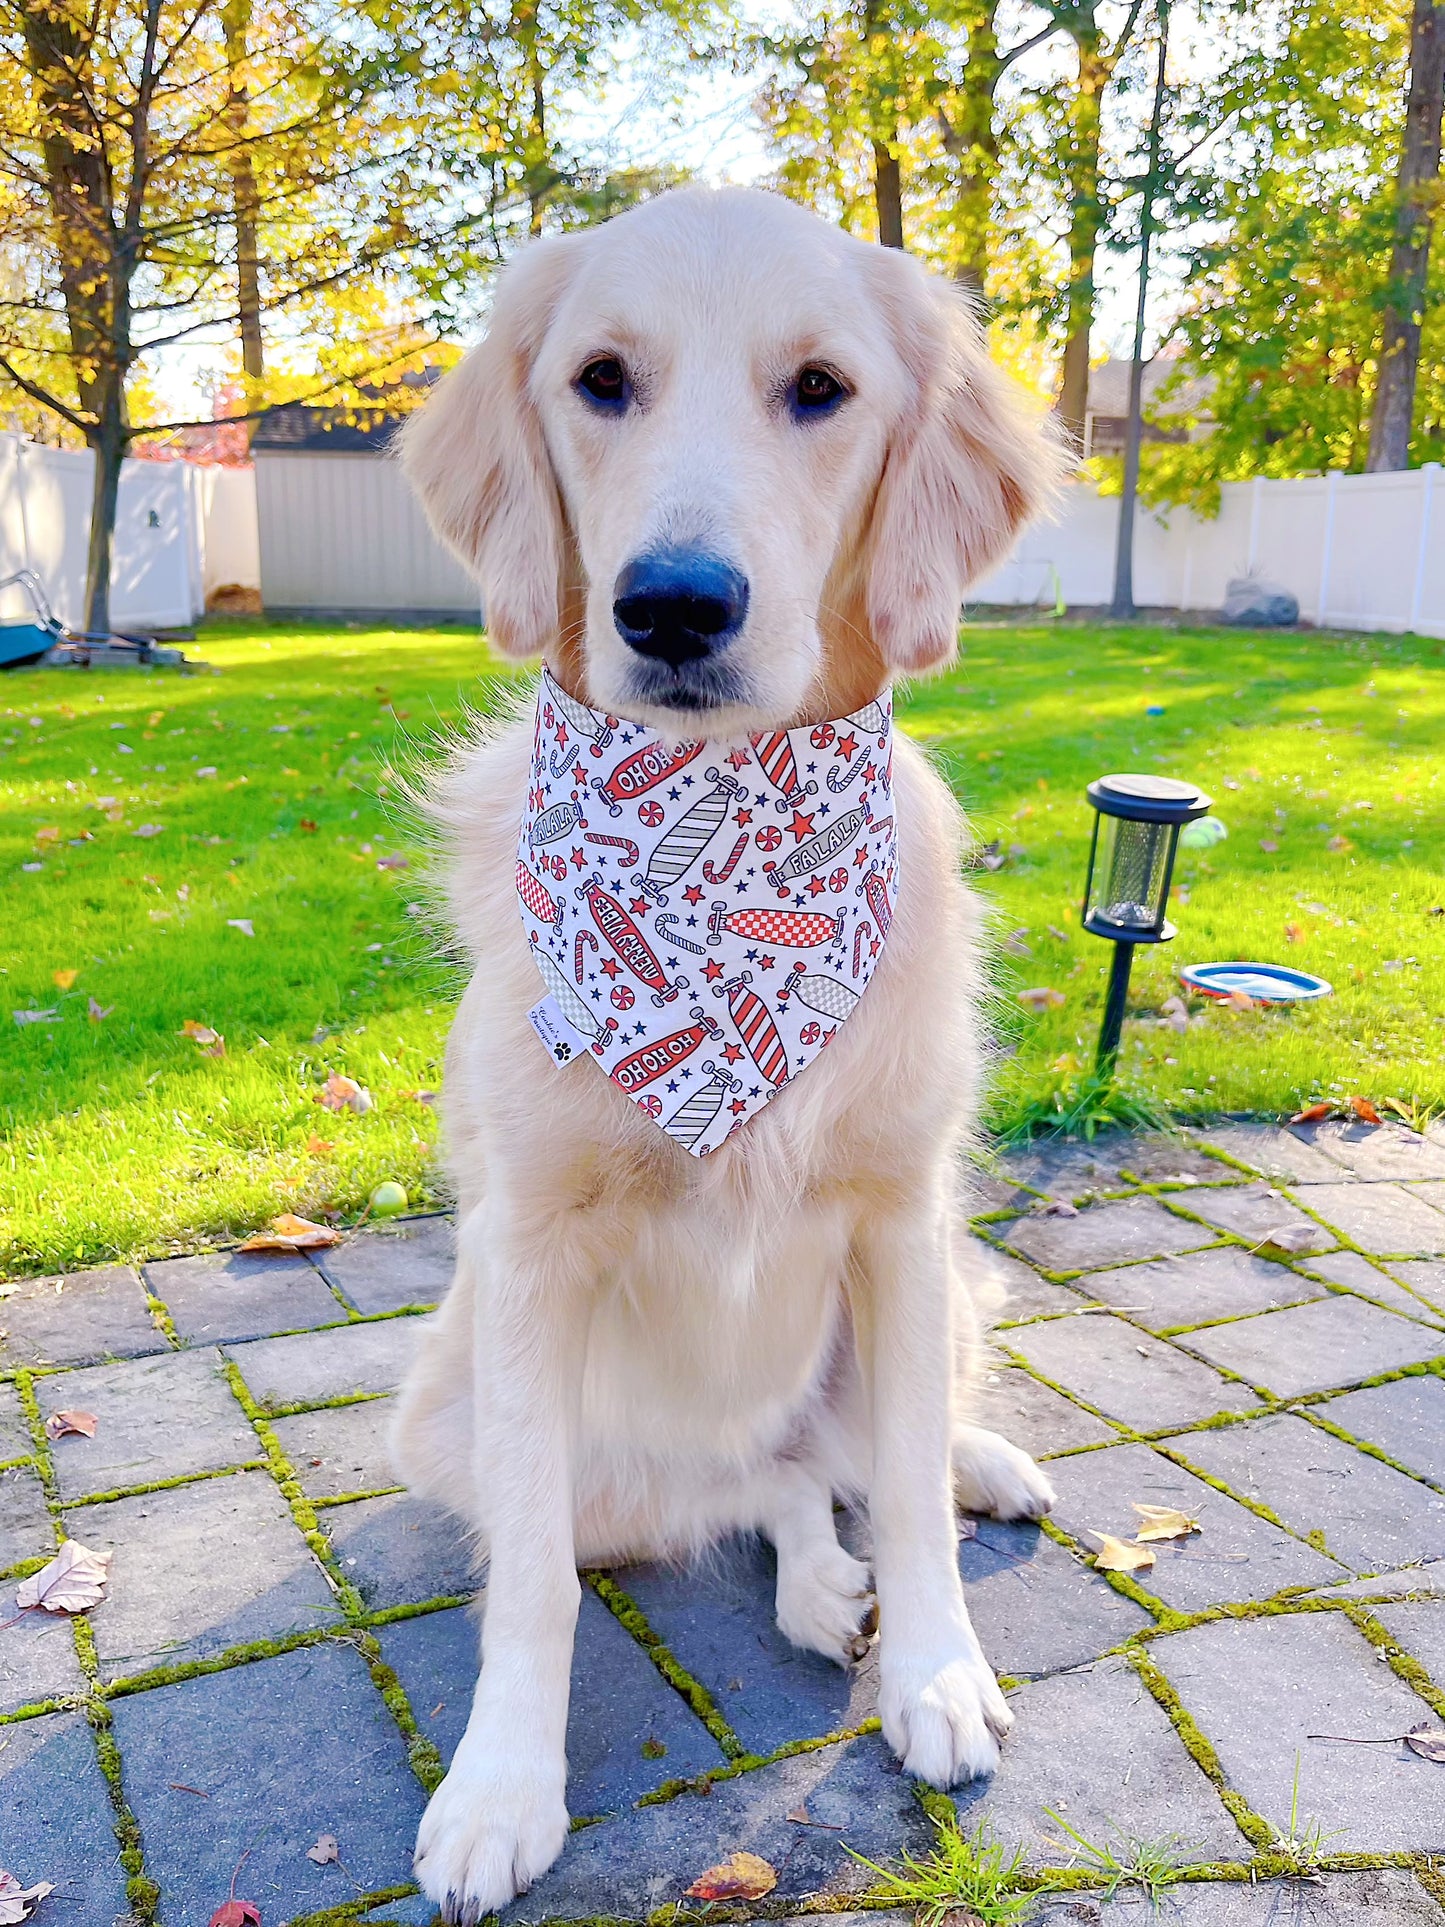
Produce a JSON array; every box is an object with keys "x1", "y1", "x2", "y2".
[
  {"x1": 880, "y1": 1642, "x2": 1012, "y2": 1787},
  {"x1": 413, "y1": 1734, "x2": 569, "y2": 1924},
  {"x1": 953, "y1": 1425, "x2": 1056, "y2": 1522},
  {"x1": 775, "y1": 1542, "x2": 876, "y2": 1665}
]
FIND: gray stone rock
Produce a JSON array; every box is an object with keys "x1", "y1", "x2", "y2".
[
  {"x1": 272, "y1": 1396, "x2": 401, "y2": 1499},
  {"x1": 111, "y1": 1641, "x2": 428, "y2": 1920},
  {"x1": 1191, "y1": 1124, "x2": 1349, "y2": 1185},
  {"x1": 1151, "y1": 1612, "x2": 1442, "y2": 1852},
  {"x1": 0, "y1": 1463, "x2": 53, "y2": 1576},
  {"x1": 1177, "y1": 1184, "x2": 1331, "y2": 1251},
  {"x1": 1081, "y1": 1250, "x2": 1324, "y2": 1333},
  {"x1": 954, "y1": 1656, "x2": 1245, "y2": 1864},
  {"x1": 1388, "y1": 1260, "x2": 1445, "y2": 1312},
  {"x1": 1038, "y1": 1871, "x2": 1445, "y2": 1922},
  {"x1": 0, "y1": 1602, "x2": 87, "y2": 1713},
  {"x1": 1376, "y1": 1600, "x2": 1445, "y2": 1687},
  {"x1": 1045, "y1": 1441, "x2": 1346, "y2": 1610},
  {"x1": 1005, "y1": 1314, "x2": 1251, "y2": 1432},
  {"x1": 321, "y1": 1491, "x2": 477, "y2": 1610},
  {"x1": 1177, "y1": 1296, "x2": 1444, "y2": 1398},
  {"x1": 1171, "y1": 1413, "x2": 1445, "y2": 1575},
  {"x1": 0, "y1": 1263, "x2": 164, "y2": 1370},
  {"x1": 505, "y1": 1728, "x2": 931, "y2": 1923},
  {"x1": 315, "y1": 1214, "x2": 454, "y2": 1314},
  {"x1": 1291, "y1": 1182, "x2": 1445, "y2": 1258},
  {"x1": 1300, "y1": 1249, "x2": 1445, "y2": 1325},
  {"x1": 379, "y1": 1594, "x2": 725, "y2": 1816},
  {"x1": 73, "y1": 1468, "x2": 338, "y2": 1677},
  {"x1": 37, "y1": 1348, "x2": 257, "y2": 1500},
  {"x1": 226, "y1": 1313, "x2": 427, "y2": 1410},
  {"x1": 1221, "y1": 576, "x2": 1299, "y2": 626},
  {"x1": 993, "y1": 1252, "x2": 1096, "y2": 1321},
  {"x1": 0, "y1": 1711, "x2": 133, "y2": 1922},
  {"x1": 0, "y1": 1384, "x2": 31, "y2": 1463},
  {"x1": 1291, "y1": 1120, "x2": 1445, "y2": 1182},
  {"x1": 145, "y1": 1246, "x2": 346, "y2": 1344},
  {"x1": 977, "y1": 1365, "x2": 1121, "y2": 1459},
  {"x1": 1307, "y1": 1563, "x2": 1445, "y2": 1603},
  {"x1": 1002, "y1": 1199, "x2": 1215, "y2": 1274},
  {"x1": 958, "y1": 1518, "x2": 1150, "y2": 1678},
  {"x1": 1325, "y1": 1375, "x2": 1445, "y2": 1484}
]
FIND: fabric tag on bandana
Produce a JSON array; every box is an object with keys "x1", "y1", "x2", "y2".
[{"x1": 516, "y1": 666, "x2": 897, "y2": 1155}]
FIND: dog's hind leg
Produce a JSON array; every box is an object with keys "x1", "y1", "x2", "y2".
[
  {"x1": 951, "y1": 1424, "x2": 1055, "y2": 1522},
  {"x1": 761, "y1": 1459, "x2": 875, "y2": 1666}
]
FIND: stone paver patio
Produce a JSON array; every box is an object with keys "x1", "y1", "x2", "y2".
[{"x1": 3, "y1": 1123, "x2": 1445, "y2": 1924}]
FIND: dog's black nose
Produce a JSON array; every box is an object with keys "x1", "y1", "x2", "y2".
[{"x1": 612, "y1": 550, "x2": 749, "y2": 667}]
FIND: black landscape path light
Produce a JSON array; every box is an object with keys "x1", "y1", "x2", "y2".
[{"x1": 1083, "y1": 773, "x2": 1211, "y2": 1074}]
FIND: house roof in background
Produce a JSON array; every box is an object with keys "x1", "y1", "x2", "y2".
[
  {"x1": 249, "y1": 404, "x2": 402, "y2": 455},
  {"x1": 1086, "y1": 354, "x2": 1213, "y2": 422}
]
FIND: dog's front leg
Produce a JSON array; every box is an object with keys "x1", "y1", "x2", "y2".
[
  {"x1": 412, "y1": 1200, "x2": 587, "y2": 1923},
  {"x1": 860, "y1": 1193, "x2": 1013, "y2": 1786}
]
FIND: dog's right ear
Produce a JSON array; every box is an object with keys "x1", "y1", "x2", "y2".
[{"x1": 401, "y1": 239, "x2": 575, "y2": 659}]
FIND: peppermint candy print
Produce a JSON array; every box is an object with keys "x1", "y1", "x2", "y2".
[{"x1": 517, "y1": 666, "x2": 897, "y2": 1156}]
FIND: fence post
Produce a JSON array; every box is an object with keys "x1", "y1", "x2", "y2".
[
  {"x1": 1316, "y1": 471, "x2": 1338, "y2": 626},
  {"x1": 1410, "y1": 465, "x2": 1439, "y2": 634}
]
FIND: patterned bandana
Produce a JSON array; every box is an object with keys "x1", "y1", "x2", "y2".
[{"x1": 517, "y1": 666, "x2": 898, "y2": 1156}]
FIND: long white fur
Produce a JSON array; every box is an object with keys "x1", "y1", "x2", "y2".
[{"x1": 393, "y1": 186, "x2": 1067, "y2": 1922}]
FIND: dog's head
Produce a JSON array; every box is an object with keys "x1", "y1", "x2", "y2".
[{"x1": 404, "y1": 188, "x2": 1062, "y2": 731}]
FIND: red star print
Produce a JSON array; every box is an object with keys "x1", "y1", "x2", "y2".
[
  {"x1": 853, "y1": 846, "x2": 870, "y2": 866},
  {"x1": 600, "y1": 957, "x2": 622, "y2": 978},
  {"x1": 823, "y1": 1025, "x2": 837, "y2": 1043},
  {"x1": 729, "y1": 1098, "x2": 747, "y2": 1115},
  {"x1": 722, "y1": 1042, "x2": 743, "y2": 1063},
  {"x1": 863, "y1": 762, "x2": 877, "y2": 782},
  {"x1": 629, "y1": 897, "x2": 649, "y2": 917},
  {"x1": 703, "y1": 959, "x2": 724, "y2": 983},
  {"x1": 726, "y1": 748, "x2": 751, "y2": 770},
  {"x1": 553, "y1": 722, "x2": 569, "y2": 747},
  {"x1": 683, "y1": 884, "x2": 704, "y2": 904},
  {"x1": 835, "y1": 732, "x2": 858, "y2": 759},
  {"x1": 785, "y1": 809, "x2": 816, "y2": 843},
  {"x1": 806, "y1": 876, "x2": 827, "y2": 897},
  {"x1": 758, "y1": 954, "x2": 776, "y2": 970},
  {"x1": 870, "y1": 937, "x2": 881, "y2": 957},
  {"x1": 569, "y1": 846, "x2": 586, "y2": 869},
  {"x1": 733, "y1": 808, "x2": 753, "y2": 827}
]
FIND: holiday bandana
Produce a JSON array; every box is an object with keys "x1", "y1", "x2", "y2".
[{"x1": 517, "y1": 666, "x2": 898, "y2": 1155}]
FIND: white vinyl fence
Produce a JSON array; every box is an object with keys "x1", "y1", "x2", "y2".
[
  {"x1": 975, "y1": 467, "x2": 1445, "y2": 638},
  {"x1": 0, "y1": 433, "x2": 262, "y2": 632}
]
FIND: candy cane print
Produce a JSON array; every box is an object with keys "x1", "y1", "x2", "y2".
[
  {"x1": 750, "y1": 730, "x2": 817, "y2": 814},
  {"x1": 529, "y1": 941, "x2": 616, "y2": 1051},
  {"x1": 826, "y1": 754, "x2": 864, "y2": 795},
  {"x1": 702, "y1": 833, "x2": 747, "y2": 886},
  {"x1": 855, "y1": 863, "x2": 893, "y2": 936},
  {"x1": 654, "y1": 912, "x2": 706, "y2": 955},
  {"x1": 779, "y1": 963, "x2": 859, "y2": 1023},
  {"x1": 515, "y1": 861, "x2": 564, "y2": 934},
  {"x1": 662, "y1": 1060, "x2": 742, "y2": 1151},
  {"x1": 631, "y1": 770, "x2": 743, "y2": 906},
  {"x1": 611, "y1": 1006, "x2": 721, "y2": 1094},
  {"x1": 720, "y1": 971, "x2": 789, "y2": 1086},
  {"x1": 584, "y1": 831, "x2": 640, "y2": 866},
  {"x1": 851, "y1": 919, "x2": 874, "y2": 978},
  {"x1": 549, "y1": 742, "x2": 578, "y2": 780},
  {"x1": 590, "y1": 738, "x2": 704, "y2": 816},
  {"x1": 574, "y1": 927, "x2": 599, "y2": 985},
  {"x1": 575, "y1": 873, "x2": 689, "y2": 1004},
  {"x1": 707, "y1": 902, "x2": 845, "y2": 948}
]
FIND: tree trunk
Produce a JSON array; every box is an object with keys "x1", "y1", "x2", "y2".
[
  {"x1": 938, "y1": 2, "x2": 1003, "y2": 304},
  {"x1": 1058, "y1": 27, "x2": 1109, "y2": 450},
  {"x1": 1366, "y1": 0, "x2": 1445, "y2": 472},
  {"x1": 224, "y1": 0, "x2": 265, "y2": 384},
  {"x1": 864, "y1": 0, "x2": 905, "y2": 248},
  {"x1": 873, "y1": 141, "x2": 905, "y2": 247},
  {"x1": 84, "y1": 378, "x2": 128, "y2": 636}
]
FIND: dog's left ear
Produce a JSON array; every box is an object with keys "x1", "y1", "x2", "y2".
[{"x1": 863, "y1": 250, "x2": 1067, "y2": 675}]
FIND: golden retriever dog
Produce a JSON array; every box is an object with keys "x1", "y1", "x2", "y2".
[{"x1": 395, "y1": 186, "x2": 1063, "y2": 1920}]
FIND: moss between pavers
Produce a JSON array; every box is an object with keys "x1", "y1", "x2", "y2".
[
  {"x1": 62, "y1": 1458, "x2": 268, "y2": 1509},
  {"x1": 1129, "y1": 1646, "x2": 1272, "y2": 1851},
  {"x1": 1343, "y1": 1603, "x2": 1445, "y2": 1721},
  {"x1": 587, "y1": 1570, "x2": 746, "y2": 1763}
]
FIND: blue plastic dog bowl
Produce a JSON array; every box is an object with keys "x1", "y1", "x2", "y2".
[{"x1": 1179, "y1": 961, "x2": 1333, "y2": 1003}]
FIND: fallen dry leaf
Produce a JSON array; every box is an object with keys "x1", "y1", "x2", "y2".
[
  {"x1": 316, "y1": 1073, "x2": 373, "y2": 1115},
  {"x1": 1284, "y1": 922, "x2": 1304, "y2": 944},
  {"x1": 1034, "y1": 1197, "x2": 1079, "y2": 1218},
  {"x1": 305, "y1": 1134, "x2": 334, "y2": 1156},
  {"x1": 376, "y1": 853, "x2": 409, "y2": 870},
  {"x1": 1347, "y1": 1095, "x2": 1383, "y2": 1125},
  {"x1": 1405, "y1": 1725, "x2": 1445, "y2": 1763},
  {"x1": 299, "y1": 818, "x2": 318, "y2": 833},
  {"x1": 1259, "y1": 838, "x2": 1279, "y2": 853},
  {"x1": 52, "y1": 969, "x2": 78, "y2": 991},
  {"x1": 12, "y1": 1010, "x2": 58, "y2": 1027},
  {"x1": 238, "y1": 1214, "x2": 342, "y2": 1253},
  {"x1": 1017, "y1": 986, "x2": 1065, "y2": 1012},
  {"x1": 1291, "y1": 1102, "x2": 1333, "y2": 1123},
  {"x1": 182, "y1": 1021, "x2": 221, "y2": 1044},
  {"x1": 16, "y1": 1540, "x2": 111, "y2": 1614},
  {"x1": 684, "y1": 1851, "x2": 778, "y2": 1901},
  {"x1": 44, "y1": 1410, "x2": 97, "y2": 1440},
  {"x1": 1090, "y1": 1534, "x2": 1155, "y2": 1574},
  {"x1": 1132, "y1": 1504, "x2": 1200, "y2": 1543},
  {"x1": 305, "y1": 1835, "x2": 340, "y2": 1865},
  {"x1": 1326, "y1": 833, "x2": 1352, "y2": 853},
  {"x1": 87, "y1": 998, "x2": 114, "y2": 1023},
  {"x1": 208, "y1": 1905, "x2": 262, "y2": 1927},
  {"x1": 1224, "y1": 988, "x2": 1256, "y2": 1011},
  {"x1": 1253, "y1": 1224, "x2": 1323, "y2": 1255},
  {"x1": 0, "y1": 1872, "x2": 55, "y2": 1924},
  {"x1": 227, "y1": 918, "x2": 254, "y2": 937}
]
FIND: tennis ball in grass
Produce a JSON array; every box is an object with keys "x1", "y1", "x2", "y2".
[{"x1": 369, "y1": 1180, "x2": 408, "y2": 1217}]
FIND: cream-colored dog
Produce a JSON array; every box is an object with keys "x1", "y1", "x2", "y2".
[{"x1": 395, "y1": 186, "x2": 1062, "y2": 1921}]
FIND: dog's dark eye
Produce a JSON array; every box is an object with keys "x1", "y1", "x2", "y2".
[
  {"x1": 791, "y1": 366, "x2": 847, "y2": 416},
  {"x1": 577, "y1": 357, "x2": 629, "y2": 408}
]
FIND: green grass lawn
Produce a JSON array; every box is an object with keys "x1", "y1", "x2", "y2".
[{"x1": 0, "y1": 614, "x2": 1440, "y2": 1278}]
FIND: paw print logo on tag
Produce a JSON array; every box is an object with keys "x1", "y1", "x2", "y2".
[{"x1": 553, "y1": 1040, "x2": 573, "y2": 1064}]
